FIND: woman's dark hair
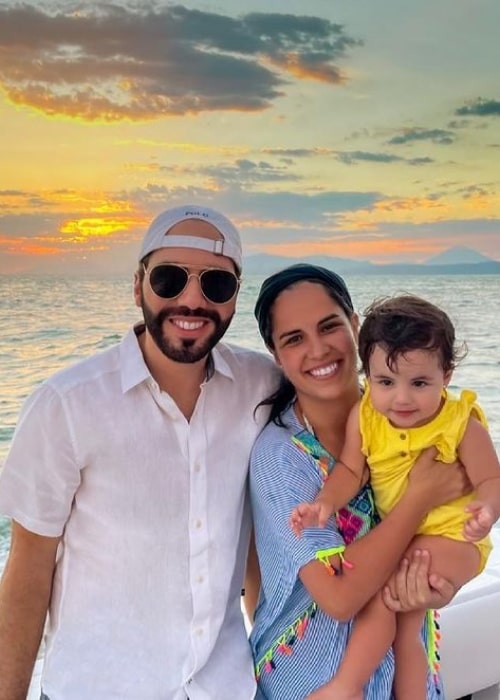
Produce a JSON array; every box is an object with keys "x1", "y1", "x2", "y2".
[
  {"x1": 358, "y1": 294, "x2": 466, "y2": 375},
  {"x1": 253, "y1": 264, "x2": 355, "y2": 426}
]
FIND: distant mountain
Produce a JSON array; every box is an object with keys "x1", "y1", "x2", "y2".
[
  {"x1": 243, "y1": 253, "x2": 374, "y2": 276},
  {"x1": 345, "y1": 260, "x2": 500, "y2": 276},
  {"x1": 425, "y1": 246, "x2": 495, "y2": 265},
  {"x1": 243, "y1": 248, "x2": 500, "y2": 276}
]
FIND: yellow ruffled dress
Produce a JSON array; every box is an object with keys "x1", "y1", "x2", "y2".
[{"x1": 360, "y1": 386, "x2": 492, "y2": 570}]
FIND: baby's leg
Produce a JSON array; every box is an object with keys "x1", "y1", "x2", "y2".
[
  {"x1": 307, "y1": 590, "x2": 396, "y2": 700},
  {"x1": 409, "y1": 533, "x2": 481, "y2": 595},
  {"x1": 393, "y1": 609, "x2": 427, "y2": 700},
  {"x1": 393, "y1": 534, "x2": 481, "y2": 700}
]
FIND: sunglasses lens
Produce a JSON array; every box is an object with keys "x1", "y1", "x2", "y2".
[
  {"x1": 200, "y1": 269, "x2": 238, "y2": 304},
  {"x1": 149, "y1": 264, "x2": 188, "y2": 299}
]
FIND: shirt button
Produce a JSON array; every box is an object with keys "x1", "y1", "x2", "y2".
[
  {"x1": 399, "y1": 433, "x2": 407, "y2": 440},
  {"x1": 400, "y1": 451, "x2": 407, "y2": 457},
  {"x1": 197, "y1": 575, "x2": 204, "y2": 583},
  {"x1": 196, "y1": 628, "x2": 204, "y2": 636},
  {"x1": 194, "y1": 519, "x2": 202, "y2": 529},
  {"x1": 194, "y1": 463, "x2": 201, "y2": 473}
]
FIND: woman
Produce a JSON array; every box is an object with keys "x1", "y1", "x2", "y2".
[{"x1": 249, "y1": 264, "x2": 467, "y2": 700}]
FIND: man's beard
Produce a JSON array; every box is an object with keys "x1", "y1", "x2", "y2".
[{"x1": 141, "y1": 299, "x2": 233, "y2": 363}]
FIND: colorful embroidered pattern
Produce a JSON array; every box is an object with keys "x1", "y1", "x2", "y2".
[
  {"x1": 292, "y1": 428, "x2": 377, "y2": 544},
  {"x1": 254, "y1": 429, "x2": 378, "y2": 681},
  {"x1": 255, "y1": 602, "x2": 318, "y2": 679},
  {"x1": 292, "y1": 431, "x2": 332, "y2": 481}
]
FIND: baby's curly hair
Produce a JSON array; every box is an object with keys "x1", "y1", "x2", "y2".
[{"x1": 358, "y1": 294, "x2": 466, "y2": 376}]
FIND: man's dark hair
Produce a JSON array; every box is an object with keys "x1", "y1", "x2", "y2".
[
  {"x1": 358, "y1": 294, "x2": 465, "y2": 375},
  {"x1": 137, "y1": 253, "x2": 153, "y2": 283}
]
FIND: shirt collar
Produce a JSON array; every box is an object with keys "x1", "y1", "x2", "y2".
[
  {"x1": 120, "y1": 325, "x2": 151, "y2": 394},
  {"x1": 209, "y1": 343, "x2": 235, "y2": 382},
  {"x1": 119, "y1": 324, "x2": 235, "y2": 394}
]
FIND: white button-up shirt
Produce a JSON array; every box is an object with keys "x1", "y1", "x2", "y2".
[{"x1": 0, "y1": 327, "x2": 278, "y2": 700}]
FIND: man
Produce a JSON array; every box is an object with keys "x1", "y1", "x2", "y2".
[{"x1": 0, "y1": 205, "x2": 278, "y2": 700}]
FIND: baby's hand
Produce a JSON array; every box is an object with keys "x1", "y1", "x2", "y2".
[
  {"x1": 290, "y1": 501, "x2": 331, "y2": 536},
  {"x1": 463, "y1": 500, "x2": 495, "y2": 541}
]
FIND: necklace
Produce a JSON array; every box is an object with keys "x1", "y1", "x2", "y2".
[
  {"x1": 303, "y1": 413, "x2": 315, "y2": 436},
  {"x1": 296, "y1": 401, "x2": 316, "y2": 437}
]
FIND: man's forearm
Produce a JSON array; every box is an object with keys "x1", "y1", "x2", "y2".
[
  {"x1": 0, "y1": 521, "x2": 59, "y2": 700},
  {"x1": 0, "y1": 563, "x2": 51, "y2": 700}
]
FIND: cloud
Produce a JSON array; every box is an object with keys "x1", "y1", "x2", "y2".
[
  {"x1": 336, "y1": 151, "x2": 402, "y2": 165},
  {"x1": 0, "y1": 3, "x2": 360, "y2": 121},
  {"x1": 0, "y1": 183, "x2": 381, "y2": 254},
  {"x1": 194, "y1": 159, "x2": 302, "y2": 187},
  {"x1": 387, "y1": 128, "x2": 456, "y2": 146},
  {"x1": 2, "y1": 183, "x2": 499, "y2": 273},
  {"x1": 334, "y1": 151, "x2": 434, "y2": 167},
  {"x1": 455, "y1": 98, "x2": 500, "y2": 117},
  {"x1": 457, "y1": 184, "x2": 491, "y2": 198},
  {"x1": 130, "y1": 157, "x2": 304, "y2": 187},
  {"x1": 407, "y1": 157, "x2": 434, "y2": 166},
  {"x1": 447, "y1": 119, "x2": 470, "y2": 129},
  {"x1": 261, "y1": 213, "x2": 499, "y2": 264},
  {"x1": 261, "y1": 148, "x2": 331, "y2": 157}
]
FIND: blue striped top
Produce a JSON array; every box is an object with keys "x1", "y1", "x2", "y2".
[{"x1": 249, "y1": 404, "x2": 443, "y2": 700}]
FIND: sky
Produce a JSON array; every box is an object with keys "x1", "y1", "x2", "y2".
[{"x1": 1, "y1": 0, "x2": 499, "y2": 275}]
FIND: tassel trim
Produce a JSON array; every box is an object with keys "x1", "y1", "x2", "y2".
[
  {"x1": 254, "y1": 602, "x2": 318, "y2": 679},
  {"x1": 315, "y1": 546, "x2": 354, "y2": 576},
  {"x1": 426, "y1": 609, "x2": 442, "y2": 694}
]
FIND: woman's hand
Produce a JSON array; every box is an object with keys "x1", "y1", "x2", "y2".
[
  {"x1": 382, "y1": 549, "x2": 456, "y2": 612},
  {"x1": 406, "y1": 447, "x2": 471, "y2": 511}
]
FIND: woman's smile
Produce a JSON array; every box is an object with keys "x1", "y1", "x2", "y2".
[{"x1": 307, "y1": 361, "x2": 340, "y2": 379}]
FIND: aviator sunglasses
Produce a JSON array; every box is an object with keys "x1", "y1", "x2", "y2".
[{"x1": 144, "y1": 262, "x2": 240, "y2": 305}]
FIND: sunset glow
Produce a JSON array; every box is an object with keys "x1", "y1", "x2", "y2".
[{"x1": 0, "y1": 0, "x2": 498, "y2": 275}]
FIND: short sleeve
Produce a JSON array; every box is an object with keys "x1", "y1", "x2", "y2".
[
  {"x1": 0, "y1": 382, "x2": 82, "y2": 536},
  {"x1": 434, "y1": 389, "x2": 489, "y2": 462}
]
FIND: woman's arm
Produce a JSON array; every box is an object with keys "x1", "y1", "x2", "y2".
[{"x1": 299, "y1": 447, "x2": 469, "y2": 621}]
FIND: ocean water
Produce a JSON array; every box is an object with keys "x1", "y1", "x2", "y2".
[{"x1": 0, "y1": 273, "x2": 499, "y2": 568}]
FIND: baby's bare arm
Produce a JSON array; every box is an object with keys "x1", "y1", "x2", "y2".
[
  {"x1": 459, "y1": 417, "x2": 500, "y2": 533},
  {"x1": 316, "y1": 402, "x2": 367, "y2": 514},
  {"x1": 290, "y1": 404, "x2": 367, "y2": 534}
]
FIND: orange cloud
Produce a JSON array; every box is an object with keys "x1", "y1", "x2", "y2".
[
  {"x1": 3, "y1": 85, "x2": 153, "y2": 124},
  {"x1": 267, "y1": 54, "x2": 346, "y2": 84},
  {"x1": 0, "y1": 234, "x2": 65, "y2": 256},
  {"x1": 337, "y1": 192, "x2": 500, "y2": 231},
  {"x1": 261, "y1": 236, "x2": 442, "y2": 262},
  {"x1": 60, "y1": 216, "x2": 145, "y2": 243},
  {"x1": 0, "y1": 190, "x2": 148, "y2": 258},
  {"x1": 0, "y1": 189, "x2": 134, "y2": 216}
]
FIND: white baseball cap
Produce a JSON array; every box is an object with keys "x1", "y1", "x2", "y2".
[{"x1": 139, "y1": 205, "x2": 242, "y2": 272}]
